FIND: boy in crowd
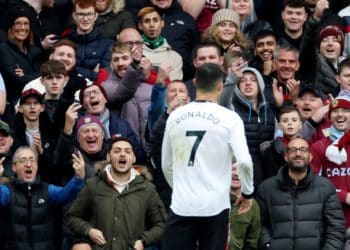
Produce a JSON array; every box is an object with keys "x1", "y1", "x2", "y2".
[{"x1": 261, "y1": 106, "x2": 302, "y2": 180}]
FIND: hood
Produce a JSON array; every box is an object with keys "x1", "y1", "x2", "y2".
[{"x1": 233, "y1": 67, "x2": 267, "y2": 108}]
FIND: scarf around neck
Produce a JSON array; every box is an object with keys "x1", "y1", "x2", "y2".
[{"x1": 142, "y1": 34, "x2": 165, "y2": 50}]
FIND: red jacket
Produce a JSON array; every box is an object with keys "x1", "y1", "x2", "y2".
[{"x1": 311, "y1": 137, "x2": 350, "y2": 227}]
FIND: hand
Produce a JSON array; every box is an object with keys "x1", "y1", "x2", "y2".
[
  {"x1": 313, "y1": 0, "x2": 329, "y2": 21},
  {"x1": 72, "y1": 150, "x2": 85, "y2": 179},
  {"x1": 88, "y1": 228, "x2": 107, "y2": 246},
  {"x1": 346, "y1": 193, "x2": 350, "y2": 205},
  {"x1": 272, "y1": 78, "x2": 284, "y2": 107},
  {"x1": 93, "y1": 63, "x2": 100, "y2": 73},
  {"x1": 228, "y1": 44, "x2": 241, "y2": 52},
  {"x1": 166, "y1": 94, "x2": 189, "y2": 114},
  {"x1": 41, "y1": 34, "x2": 58, "y2": 50},
  {"x1": 286, "y1": 79, "x2": 300, "y2": 104},
  {"x1": 263, "y1": 60, "x2": 274, "y2": 76},
  {"x1": 64, "y1": 103, "x2": 82, "y2": 135},
  {"x1": 31, "y1": 133, "x2": 43, "y2": 155},
  {"x1": 139, "y1": 57, "x2": 152, "y2": 78},
  {"x1": 310, "y1": 104, "x2": 329, "y2": 123},
  {"x1": 131, "y1": 46, "x2": 143, "y2": 62},
  {"x1": 15, "y1": 64, "x2": 24, "y2": 77},
  {"x1": 134, "y1": 240, "x2": 144, "y2": 250},
  {"x1": 156, "y1": 63, "x2": 172, "y2": 84},
  {"x1": 0, "y1": 157, "x2": 5, "y2": 176},
  {"x1": 235, "y1": 195, "x2": 253, "y2": 215},
  {"x1": 228, "y1": 57, "x2": 246, "y2": 77}
]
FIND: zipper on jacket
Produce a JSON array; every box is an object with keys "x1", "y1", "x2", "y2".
[{"x1": 27, "y1": 184, "x2": 34, "y2": 250}]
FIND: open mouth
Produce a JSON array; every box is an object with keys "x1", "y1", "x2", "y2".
[
  {"x1": 90, "y1": 101, "x2": 100, "y2": 108},
  {"x1": 86, "y1": 139, "x2": 97, "y2": 148}
]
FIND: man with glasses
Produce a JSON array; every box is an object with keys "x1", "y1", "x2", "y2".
[
  {"x1": 257, "y1": 137, "x2": 345, "y2": 250},
  {"x1": 65, "y1": 0, "x2": 113, "y2": 82},
  {"x1": 0, "y1": 146, "x2": 86, "y2": 250},
  {"x1": 311, "y1": 95, "x2": 350, "y2": 229}
]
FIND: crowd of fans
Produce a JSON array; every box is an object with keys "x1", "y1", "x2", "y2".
[{"x1": 0, "y1": 0, "x2": 350, "y2": 249}]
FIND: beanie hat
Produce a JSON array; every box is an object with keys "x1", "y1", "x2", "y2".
[
  {"x1": 211, "y1": 9, "x2": 240, "y2": 28},
  {"x1": 329, "y1": 96, "x2": 350, "y2": 114},
  {"x1": 3, "y1": 7, "x2": 33, "y2": 32},
  {"x1": 79, "y1": 83, "x2": 108, "y2": 104},
  {"x1": 76, "y1": 115, "x2": 104, "y2": 136},
  {"x1": 318, "y1": 25, "x2": 344, "y2": 54}
]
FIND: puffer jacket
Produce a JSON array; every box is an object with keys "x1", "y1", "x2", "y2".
[
  {"x1": 66, "y1": 168, "x2": 167, "y2": 249},
  {"x1": 65, "y1": 28, "x2": 113, "y2": 81},
  {"x1": 257, "y1": 165, "x2": 345, "y2": 250},
  {"x1": 219, "y1": 67, "x2": 276, "y2": 184}
]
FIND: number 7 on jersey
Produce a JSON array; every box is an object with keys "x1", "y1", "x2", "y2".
[{"x1": 186, "y1": 130, "x2": 206, "y2": 166}]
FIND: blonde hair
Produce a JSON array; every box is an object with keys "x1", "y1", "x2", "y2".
[{"x1": 202, "y1": 22, "x2": 251, "y2": 50}]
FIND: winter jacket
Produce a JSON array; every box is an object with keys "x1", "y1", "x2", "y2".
[
  {"x1": 260, "y1": 137, "x2": 286, "y2": 180},
  {"x1": 103, "y1": 65, "x2": 152, "y2": 153},
  {"x1": 0, "y1": 176, "x2": 85, "y2": 250},
  {"x1": 12, "y1": 112, "x2": 60, "y2": 184},
  {"x1": 95, "y1": 4, "x2": 135, "y2": 39},
  {"x1": 66, "y1": 168, "x2": 167, "y2": 249},
  {"x1": 0, "y1": 41, "x2": 41, "y2": 105},
  {"x1": 65, "y1": 28, "x2": 113, "y2": 81},
  {"x1": 311, "y1": 136, "x2": 350, "y2": 228},
  {"x1": 299, "y1": 17, "x2": 340, "y2": 96},
  {"x1": 142, "y1": 40, "x2": 183, "y2": 81},
  {"x1": 229, "y1": 194, "x2": 261, "y2": 250},
  {"x1": 257, "y1": 165, "x2": 345, "y2": 250},
  {"x1": 219, "y1": 68, "x2": 276, "y2": 185}
]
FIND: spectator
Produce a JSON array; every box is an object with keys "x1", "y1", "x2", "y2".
[
  {"x1": 149, "y1": 0, "x2": 200, "y2": 80},
  {"x1": 94, "y1": 0, "x2": 136, "y2": 39},
  {"x1": 229, "y1": 162, "x2": 261, "y2": 250},
  {"x1": 13, "y1": 89, "x2": 58, "y2": 183},
  {"x1": 0, "y1": 121, "x2": 15, "y2": 182},
  {"x1": 339, "y1": 5, "x2": 350, "y2": 58},
  {"x1": 0, "y1": 7, "x2": 42, "y2": 107},
  {"x1": 299, "y1": 0, "x2": 343, "y2": 95},
  {"x1": 138, "y1": 6, "x2": 183, "y2": 81},
  {"x1": 0, "y1": 145, "x2": 86, "y2": 250},
  {"x1": 66, "y1": 136, "x2": 167, "y2": 250},
  {"x1": 79, "y1": 84, "x2": 145, "y2": 162},
  {"x1": 257, "y1": 137, "x2": 345, "y2": 250},
  {"x1": 65, "y1": 0, "x2": 113, "y2": 82},
  {"x1": 260, "y1": 106, "x2": 302, "y2": 180},
  {"x1": 277, "y1": 0, "x2": 308, "y2": 49},
  {"x1": 311, "y1": 95, "x2": 350, "y2": 228},
  {"x1": 186, "y1": 41, "x2": 224, "y2": 100},
  {"x1": 102, "y1": 42, "x2": 153, "y2": 153},
  {"x1": 203, "y1": 8, "x2": 251, "y2": 54}
]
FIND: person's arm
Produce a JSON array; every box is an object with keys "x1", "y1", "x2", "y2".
[
  {"x1": 161, "y1": 118, "x2": 173, "y2": 187},
  {"x1": 229, "y1": 113, "x2": 254, "y2": 196},
  {"x1": 180, "y1": 0, "x2": 206, "y2": 19},
  {"x1": 244, "y1": 200, "x2": 262, "y2": 249},
  {"x1": 322, "y1": 181, "x2": 345, "y2": 249},
  {"x1": 137, "y1": 188, "x2": 167, "y2": 246},
  {"x1": 310, "y1": 141, "x2": 323, "y2": 175},
  {"x1": 0, "y1": 184, "x2": 10, "y2": 207},
  {"x1": 219, "y1": 74, "x2": 240, "y2": 110},
  {"x1": 256, "y1": 184, "x2": 272, "y2": 249},
  {"x1": 148, "y1": 83, "x2": 167, "y2": 131},
  {"x1": 168, "y1": 54, "x2": 183, "y2": 81},
  {"x1": 48, "y1": 150, "x2": 86, "y2": 205}
]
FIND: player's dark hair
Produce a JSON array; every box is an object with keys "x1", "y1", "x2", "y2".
[{"x1": 195, "y1": 63, "x2": 224, "y2": 93}]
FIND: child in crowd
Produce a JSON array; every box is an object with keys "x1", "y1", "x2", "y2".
[{"x1": 260, "y1": 106, "x2": 302, "y2": 180}]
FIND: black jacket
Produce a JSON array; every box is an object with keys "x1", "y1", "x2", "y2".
[{"x1": 257, "y1": 166, "x2": 345, "y2": 250}]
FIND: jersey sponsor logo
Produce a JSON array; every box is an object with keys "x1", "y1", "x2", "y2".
[
  {"x1": 175, "y1": 111, "x2": 220, "y2": 125},
  {"x1": 326, "y1": 167, "x2": 350, "y2": 177}
]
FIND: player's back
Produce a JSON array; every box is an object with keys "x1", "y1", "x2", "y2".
[{"x1": 162, "y1": 101, "x2": 246, "y2": 216}]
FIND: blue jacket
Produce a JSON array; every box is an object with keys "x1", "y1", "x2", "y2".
[{"x1": 65, "y1": 27, "x2": 113, "y2": 81}]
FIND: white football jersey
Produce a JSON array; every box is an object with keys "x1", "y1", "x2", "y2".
[{"x1": 162, "y1": 101, "x2": 253, "y2": 216}]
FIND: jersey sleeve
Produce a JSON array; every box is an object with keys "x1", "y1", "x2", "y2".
[
  {"x1": 161, "y1": 118, "x2": 174, "y2": 188},
  {"x1": 0, "y1": 184, "x2": 10, "y2": 207}
]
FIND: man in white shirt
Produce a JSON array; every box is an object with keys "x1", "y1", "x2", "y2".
[{"x1": 161, "y1": 63, "x2": 254, "y2": 249}]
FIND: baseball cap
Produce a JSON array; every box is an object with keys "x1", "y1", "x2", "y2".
[{"x1": 20, "y1": 89, "x2": 44, "y2": 105}]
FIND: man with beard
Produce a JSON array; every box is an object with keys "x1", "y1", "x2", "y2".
[
  {"x1": 257, "y1": 137, "x2": 345, "y2": 250},
  {"x1": 66, "y1": 137, "x2": 166, "y2": 250}
]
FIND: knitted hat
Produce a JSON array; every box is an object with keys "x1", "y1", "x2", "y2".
[
  {"x1": 76, "y1": 115, "x2": 104, "y2": 136},
  {"x1": 3, "y1": 7, "x2": 33, "y2": 32},
  {"x1": 329, "y1": 96, "x2": 350, "y2": 114},
  {"x1": 211, "y1": 9, "x2": 240, "y2": 28},
  {"x1": 0, "y1": 120, "x2": 13, "y2": 137},
  {"x1": 318, "y1": 25, "x2": 344, "y2": 54},
  {"x1": 20, "y1": 89, "x2": 43, "y2": 105},
  {"x1": 79, "y1": 83, "x2": 108, "y2": 104}
]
